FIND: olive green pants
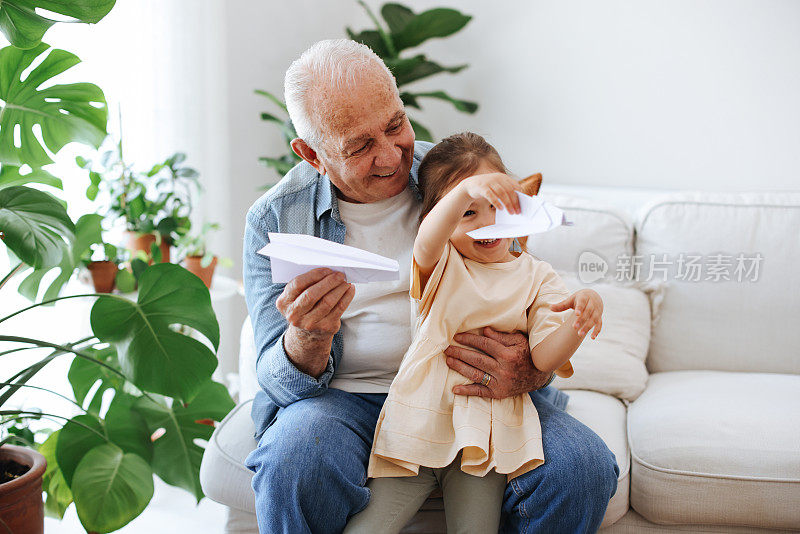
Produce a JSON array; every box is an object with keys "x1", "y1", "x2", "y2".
[{"x1": 343, "y1": 457, "x2": 506, "y2": 534}]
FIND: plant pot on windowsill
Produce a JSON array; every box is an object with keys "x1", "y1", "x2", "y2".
[
  {"x1": 0, "y1": 445, "x2": 46, "y2": 534},
  {"x1": 184, "y1": 255, "x2": 217, "y2": 289},
  {"x1": 87, "y1": 260, "x2": 118, "y2": 293},
  {"x1": 126, "y1": 231, "x2": 171, "y2": 264}
]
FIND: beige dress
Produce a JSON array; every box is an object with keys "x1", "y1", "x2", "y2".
[{"x1": 368, "y1": 242, "x2": 574, "y2": 482}]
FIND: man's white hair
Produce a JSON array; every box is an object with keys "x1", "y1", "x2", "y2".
[{"x1": 285, "y1": 39, "x2": 399, "y2": 150}]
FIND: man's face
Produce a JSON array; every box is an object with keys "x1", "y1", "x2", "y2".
[{"x1": 313, "y1": 75, "x2": 415, "y2": 204}]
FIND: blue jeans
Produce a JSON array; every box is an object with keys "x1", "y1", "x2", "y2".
[{"x1": 245, "y1": 388, "x2": 618, "y2": 534}]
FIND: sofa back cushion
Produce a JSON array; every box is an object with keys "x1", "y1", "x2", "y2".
[
  {"x1": 529, "y1": 193, "x2": 634, "y2": 276},
  {"x1": 551, "y1": 273, "x2": 651, "y2": 401},
  {"x1": 636, "y1": 192, "x2": 800, "y2": 374}
]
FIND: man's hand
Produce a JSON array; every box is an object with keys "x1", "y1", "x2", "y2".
[
  {"x1": 444, "y1": 326, "x2": 552, "y2": 399},
  {"x1": 275, "y1": 268, "x2": 355, "y2": 378}
]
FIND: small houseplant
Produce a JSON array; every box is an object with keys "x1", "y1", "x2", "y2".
[
  {"x1": 79, "y1": 139, "x2": 199, "y2": 264},
  {"x1": 175, "y1": 222, "x2": 232, "y2": 289},
  {"x1": 256, "y1": 0, "x2": 477, "y2": 183},
  {"x1": 84, "y1": 242, "x2": 120, "y2": 293}
]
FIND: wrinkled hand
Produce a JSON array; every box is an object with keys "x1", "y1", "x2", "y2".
[
  {"x1": 275, "y1": 268, "x2": 355, "y2": 377},
  {"x1": 444, "y1": 326, "x2": 553, "y2": 399},
  {"x1": 550, "y1": 289, "x2": 603, "y2": 339}
]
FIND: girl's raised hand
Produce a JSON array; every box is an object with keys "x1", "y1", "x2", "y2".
[
  {"x1": 550, "y1": 289, "x2": 604, "y2": 339},
  {"x1": 459, "y1": 173, "x2": 524, "y2": 214}
]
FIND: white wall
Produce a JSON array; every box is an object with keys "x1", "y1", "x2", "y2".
[
  {"x1": 224, "y1": 0, "x2": 800, "y2": 285},
  {"x1": 32, "y1": 1, "x2": 796, "y2": 380}
]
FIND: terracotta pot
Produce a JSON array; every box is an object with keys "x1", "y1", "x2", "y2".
[
  {"x1": 184, "y1": 255, "x2": 217, "y2": 289},
  {"x1": 0, "y1": 445, "x2": 46, "y2": 534},
  {"x1": 125, "y1": 231, "x2": 171, "y2": 264},
  {"x1": 87, "y1": 260, "x2": 117, "y2": 293}
]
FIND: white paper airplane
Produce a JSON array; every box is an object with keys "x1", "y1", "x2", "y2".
[
  {"x1": 466, "y1": 192, "x2": 573, "y2": 239},
  {"x1": 257, "y1": 233, "x2": 400, "y2": 284}
]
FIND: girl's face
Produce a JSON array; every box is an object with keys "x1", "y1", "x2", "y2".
[{"x1": 447, "y1": 160, "x2": 515, "y2": 264}]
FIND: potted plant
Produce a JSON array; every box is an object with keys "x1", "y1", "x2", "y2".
[
  {"x1": 0, "y1": 9, "x2": 234, "y2": 533},
  {"x1": 0, "y1": 442, "x2": 47, "y2": 534},
  {"x1": 175, "y1": 222, "x2": 233, "y2": 289},
  {"x1": 79, "y1": 140, "x2": 199, "y2": 264},
  {"x1": 83, "y1": 242, "x2": 123, "y2": 293},
  {"x1": 255, "y1": 1, "x2": 476, "y2": 185}
]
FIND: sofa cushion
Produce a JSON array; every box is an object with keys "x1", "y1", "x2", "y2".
[
  {"x1": 199, "y1": 400, "x2": 257, "y2": 512},
  {"x1": 628, "y1": 371, "x2": 800, "y2": 529},
  {"x1": 201, "y1": 391, "x2": 630, "y2": 530},
  {"x1": 552, "y1": 274, "x2": 651, "y2": 401},
  {"x1": 563, "y1": 389, "x2": 630, "y2": 528},
  {"x1": 238, "y1": 317, "x2": 260, "y2": 401},
  {"x1": 528, "y1": 193, "x2": 634, "y2": 277},
  {"x1": 635, "y1": 191, "x2": 800, "y2": 374}
]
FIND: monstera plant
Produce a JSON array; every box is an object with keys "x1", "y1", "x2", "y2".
[
  {"x1": 256, "y1": 0, "x2": 477, "y2": 182},
  {"x1": 0, "y1": 3, "x2": 234, "y2": 533}
]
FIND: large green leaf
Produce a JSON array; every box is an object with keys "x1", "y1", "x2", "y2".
[
  {"x1": 105, "y1": 392, "x2": 153, "y2": 463},
  {"x1": 408, "y1": 117, "x2": 433, "y2": 143},
  {"x1": 72, "y1": 443, "x2": 153, "y2": 534},
  {"x1": 67, "y1": 344, "x2": 122, "y2": 413},
  {"x1": 0, "y1": 0, "x2": 116, "y2": 49},
  {"x1": 55, "y1": 413, "x2": 106, "y2": 486},
  {"x1": 38, "y1": 430, "x2": 73, "y2": 519},
  {"x1": 134, "y1": 380, "x2": 234, "y2": 501},
  {"x1": 385, "y1": 55, "x2": 467, "y2": 87},
  {"x1": 254, "y1": 88, "x2": 287, "y2": 112},
  {"x1": 346, "y1": 27, "x2": 390, "y2": 58},
  {"x1": 259, "y1": 154, "x2": 299, "y2": 178},
  {"x1": 18, "y1": 212, "x2": 102, "y2": 300},
  {"x1": 381, "y1": 3, "x2": 415, "y2": 34},
  {"x1": 406, "y1": 90, "x2": 478, "y2": 113},
  {"x1": 0, "y1": 185, "x2": 73, "y2": 269},
  {"x1": 90, "y1": 263, "x2": 220, "y2": 402},
  {"x1": 0, "y1": 43, "x2": 108, "y2": 167},
  {"x1": 0, "y1": 164, "x2": 62, "y2": 190},
  {"x1": 391, "y1": 8, "x2": 471, "y2": 52}
]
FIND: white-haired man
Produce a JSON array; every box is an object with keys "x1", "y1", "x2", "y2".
[{"x1": 243, "y1": 39, "x2": 618, "y2": 533}]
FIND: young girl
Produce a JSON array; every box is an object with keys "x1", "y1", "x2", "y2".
[{"x1": 344, "y1": 132, "x2": 603, "y2": 533}]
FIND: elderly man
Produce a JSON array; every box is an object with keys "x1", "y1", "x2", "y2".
[{"x1": 243, "y1": 39, "x2": 618, "y2": 533}]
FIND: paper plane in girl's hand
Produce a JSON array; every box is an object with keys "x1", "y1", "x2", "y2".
[
  {"x1": 466, "y1": 192, "x2": 573, "y2": 240},
  {"x1": 257, "y1": 233, "x2": 400, "y2": 284}
]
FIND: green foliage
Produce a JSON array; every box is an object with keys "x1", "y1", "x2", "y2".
[
  {"x1": 38, "y1": 431, "x2": 73, "y2": 519},
  {"x1": 1, "y1": 265, "x2": 234, "y2": 533},
  {"x1": 0, "y1": 185, "x2": 74, "y2": 269},
  {"x1": 0, "y1": 165, "x2": 62, "y2": 190},
  {"x1": 0, "y1": 0, "x2": 116, "y2": 49},
  {"x1": 90, "y1": 263, "x2": 219, "y2": 402},
  {"x1": 135, "y1": 381, "x2": 234, "y2": 501},
  {"x1": 0, "y1": 43, "x2": 108, "y2": 168},
  {"x1": 348, "y1": 1, "x2": 476, "y2": 138},
  {"x1": 72, "y1": 444, "x2": 154, "y2": 533},
  {"x1": 16, "y1": 213, "x2": 105, "y2": 301},
  {"x1": 0, "y1": 4, "x2": 235, "y2": 532},
  {"x1": 78, "y1": 139, "x2": 198, "y2": 242},
  {"x1": 256, "y1": 1, "x2": 476, "y2": 185},
  {"x1": 174, "y1": 221, "x2": 231, "y2": 270}
]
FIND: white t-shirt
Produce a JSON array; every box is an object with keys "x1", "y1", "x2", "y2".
[{"x1": 328, "y1": 186, "x2": 420, "y2": 393}]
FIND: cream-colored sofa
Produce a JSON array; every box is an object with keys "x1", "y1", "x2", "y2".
[{"x1": 200, "y1": 187, "x2": 800, "y2": 532}]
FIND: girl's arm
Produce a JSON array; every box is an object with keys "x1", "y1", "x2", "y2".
[
  {"x1": 529, "y1": 289, "x2": 603, "y2": 373},
  {"x1": 414, "y1": 173, "x2": 522, "y2": 277}
]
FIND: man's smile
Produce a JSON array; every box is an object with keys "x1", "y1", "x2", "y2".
[{"x1": 373, "y1": 166, "x2": 399, "y2": 178}]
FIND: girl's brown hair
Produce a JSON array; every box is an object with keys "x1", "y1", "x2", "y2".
[{"x1": 417, "y1": 132, "x2": 506, "y2": 223}]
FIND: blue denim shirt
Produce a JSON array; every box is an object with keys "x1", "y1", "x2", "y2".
[{"x1": 243, "y1": 140, "x2": 567, "y2": 439}]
